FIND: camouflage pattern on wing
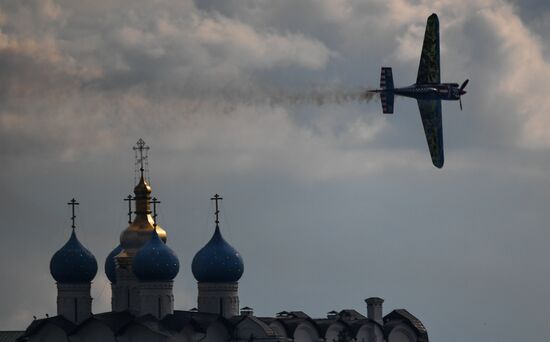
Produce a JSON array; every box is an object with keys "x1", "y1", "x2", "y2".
[
  {"x1": 416, "y1": 14, "x2": 440, "y2": 84},
  {"x1": 417, "y1": 99, "x2": 444, "y2": 168},
  {"x1": 380, "y1": 92, "x2": 394, "y2": 113}
]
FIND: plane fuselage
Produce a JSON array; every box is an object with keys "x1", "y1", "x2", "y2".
[{"x1": 375, "y1": 83, "x2": 465, "y2": 101}]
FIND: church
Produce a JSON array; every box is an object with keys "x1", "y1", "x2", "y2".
[{"x1": 13, "y1": 140, "x2": 430, "y2": 342}]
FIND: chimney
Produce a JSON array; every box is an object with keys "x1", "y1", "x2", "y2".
[
  {"x1": 327, "y1": 310, "x2": 339, "y2": 320},
  {"x1": 240, "y1": 306, "x2": 254, "y2": 316},
  {"x1": 365, "y1": 297, "x2": 384, "y2": 324}
]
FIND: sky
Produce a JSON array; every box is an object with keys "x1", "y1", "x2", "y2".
[{"x1": 1, "y1": 0, "x2": 550, "y2": 341}]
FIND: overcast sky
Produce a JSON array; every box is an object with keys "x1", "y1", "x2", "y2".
[{"x1": 1, "y1": 1, "x2": 550, "y2": 341}]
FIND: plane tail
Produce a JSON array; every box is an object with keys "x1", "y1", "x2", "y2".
[
  {"x1": 380, "y1": 67, "x2": 394, "y2": 114},
  {"x1": 380, "y1": 67, "x2": 394, "y2": 90}
]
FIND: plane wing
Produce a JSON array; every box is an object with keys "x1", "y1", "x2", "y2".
[
  {"x1": 417, "y1": 99, "x2": 444, "y2": 168},
  {"x1": 416, "y1": 13, "x2": 440, "y2": 84}
]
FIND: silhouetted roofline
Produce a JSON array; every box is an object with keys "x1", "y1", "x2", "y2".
[{"x1": 17, "y1": 308, "x2": 419, "y2": 341}]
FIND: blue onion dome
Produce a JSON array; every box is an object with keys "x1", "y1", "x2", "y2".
[
  {"x1": 50, "y1": 230, "x2": 98, "y2": 283},
  {"x1": 192, "y1": 225, "x2": 244, "y2": 282},
  {"x1": 104, "y1": 244, "x2": 123, "y2": 283},
  {"x1": 133, "y1": 229, "x2": 180, "y2": 281}
]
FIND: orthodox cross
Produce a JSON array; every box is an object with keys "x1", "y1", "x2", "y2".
[
  {"x1": 150, "y1": 197, "x2": 161, "y2": 227},
  {"x1": 67, "y1": 198, "x2": 79, "y2": 229},
  {"x1": 133, "y1": 138, "x2": 149, "y2": 179},
  {"x1": 210, "y1": 194, "x2": 223, "y2": 225},
  {"x1": 123, "y1": 195, "x2": 134, "y2": 224}
]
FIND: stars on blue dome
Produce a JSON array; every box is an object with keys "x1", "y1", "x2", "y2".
[
  {"x1": 133, "y1": 229, "x2": 180, "y2": 282},
  {"x1": 191, "y1": 225, "x2": 244, "y2": 283},
  {"x1": 50, "y1": 230, "x2": 98, "y2": 283},
  {"x1": 104, "y1": 244, "x2": 123, "y2": 283}
]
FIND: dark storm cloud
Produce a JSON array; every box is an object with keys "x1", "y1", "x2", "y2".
[{"x1": 1, "y1": 2, "x2": 550, "y2": 342}]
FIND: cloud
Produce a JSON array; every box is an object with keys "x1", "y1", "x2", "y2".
[
  {"x1": 0, "y1": 0, "x2": 340, "y2": 161},
  {"x1": 1, "y1": 0, "x2": 549, "y2": 167},
  {"x1": 193, "y1": 14, "x2": 332, "y2": 70},
  {"x1": 477, "y1": 6, "x2": 550, "y2": 148}
]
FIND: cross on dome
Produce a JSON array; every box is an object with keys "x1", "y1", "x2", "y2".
[
  {"x1": 150, "y1": 197, "x2": 161, "y2": 228},
  {"x1": 67, "y1": 198, "x2": 79, "y2": 229},
  {"x1": 133, "y1": 138, "x2": 150, "y2": 179},
  {"x1": 123, "y1": 195, "x2": 134, "y2": 224},
  {"x1": 211, "y1": 194, "x2": 223, "y2": 225}
]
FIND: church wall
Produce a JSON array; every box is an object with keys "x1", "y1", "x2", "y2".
[
  {"x1": 113, "y1": 255, "x2": 137, "y2": 313},
  {"x1": 57, "y1": 283, "x2": 93, "y2": 324},
  {"x1": 197, "y1": 283, "x2": 239, "y2": 318},
  {"x1": 137, "y1": 282, "x2": 175, "y2": 319},
  {"x1": 129, "y1": 282, "x2": 141, "y2": 315}
]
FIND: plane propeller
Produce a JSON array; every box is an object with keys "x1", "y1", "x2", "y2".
[{"x1": 458, "y1": 79, "x2": 469, "y2": 111}]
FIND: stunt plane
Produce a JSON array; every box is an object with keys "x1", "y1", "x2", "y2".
[{"x1": 370, "y1": 13, "x2": 468, "y2": 168}]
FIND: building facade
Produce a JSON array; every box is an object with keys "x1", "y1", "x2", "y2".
[{"x1": 16, "y1": 140, "x2": 429, "y2": 342}]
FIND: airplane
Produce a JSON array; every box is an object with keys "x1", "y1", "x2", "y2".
[{"x1": 370, "y1": 13, "x2": 468, "y2": 168}]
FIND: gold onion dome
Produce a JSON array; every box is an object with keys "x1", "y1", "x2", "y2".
[{"x1": 119, "y1": 175, "x2": 167, "y2": 253}]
